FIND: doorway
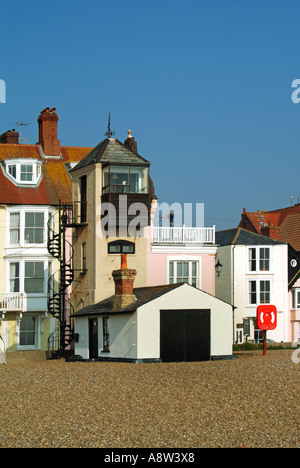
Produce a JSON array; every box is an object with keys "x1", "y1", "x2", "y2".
[
  {"x1": 89, "y1": 318, "x2": 98, "y2": 359},
  {"x1": 160, "y1": 309, "x2": 211, "y2": 362}
]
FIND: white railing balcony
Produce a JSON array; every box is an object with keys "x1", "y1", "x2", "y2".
[
  {"x1": 152, "y1": 226, "x2": 215, "y2": 244},
  {"x1": 0, "y1": 293, "x2": 24, "y2": 311}
]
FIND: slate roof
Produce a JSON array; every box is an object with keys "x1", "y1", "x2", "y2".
[
  {"x1": 216, "y1": 228, "x2": 285, "y2": 246},
  {"x1": 71, "y1": 283, "x2": 184, "y2": 317},
  {"x1": 72, "y1": 138, "x2": 150, "y2": 172},
  {"x1": 0, "y1": 143, "x2": 91, "y2": 205}
]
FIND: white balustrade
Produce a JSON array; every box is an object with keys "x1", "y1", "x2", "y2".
[
  {"x1": 0, "y1": 292, "x2": 24, "y2": 311},
  {"x1": 152, "y1": 226, "x2": 215, "y2": 244}
]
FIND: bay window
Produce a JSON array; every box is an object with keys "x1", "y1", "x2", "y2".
[
  {"x1": 25, "y1": 212, "x2": 44, "y2": 244},
  {"x1": 5, "y1": 159, "x2": 42, "y2": 185},
  {"x1": 8, "y1": 210, "x2": 47, "y2": 246},
  {"x1": 24, "y1": 262, "x2": 44, "y2": 294}
]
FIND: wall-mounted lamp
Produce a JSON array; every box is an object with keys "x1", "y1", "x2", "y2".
[{"x1": 215, "y1": 260, "x2": 223, "y2": 277}]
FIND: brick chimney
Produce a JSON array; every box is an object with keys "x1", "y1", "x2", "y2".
[
  {"x1": 261, "y1": 223, "x2": 281, "y2": 240},
  {"x1": 0, "y1": 129, "x2": 19, "y2": 144},
  {"x1": 124, "y1": 129, "x2": 138, "y2": 154},
  {"x1": 112, "y1": 254, "x2": 137, "y2": 309},
  {"x1": 37, "y1": 107, "x2": 60, "y2": 156}
]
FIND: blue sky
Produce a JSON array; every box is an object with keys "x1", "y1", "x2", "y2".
[{"x1": 1, "y1": 0, "x2": 300, "y2": 230}]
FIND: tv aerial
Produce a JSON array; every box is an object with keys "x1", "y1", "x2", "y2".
[{"x1": 8, "y1": 121, "x2": 32, "y2": 144}]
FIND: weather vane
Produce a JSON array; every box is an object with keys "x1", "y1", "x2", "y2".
[{"x1": 104, "y1": 113, "x2": 115, "y2": 138}]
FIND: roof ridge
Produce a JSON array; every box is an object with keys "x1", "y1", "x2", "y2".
[{"x1": 232, "y1": 227, "x2": 242, "y2": 244}]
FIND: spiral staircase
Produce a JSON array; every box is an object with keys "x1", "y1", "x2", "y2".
[{"x1": 47, "y1": 203, "x2": 75, "y2": 358}]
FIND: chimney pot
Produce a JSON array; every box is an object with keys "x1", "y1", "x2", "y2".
[
  {"x1": 121, "y1": 254, "x2": 127, "y2": 269},
  {"x1": 124, "y1": 129, "x2": 138, "y2": 154}
]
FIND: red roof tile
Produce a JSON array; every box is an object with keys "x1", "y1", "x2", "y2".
[
  {"x1": 0, "y1": 144, "x2": 91, "y2": 206},
  {"x1": 239, "y1": 205, "x2": 300, "y2": 251}
]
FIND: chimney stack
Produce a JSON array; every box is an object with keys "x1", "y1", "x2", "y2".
[
  {"x1": 0, "y1": 129, "x2": 19, "y2": 144},
  {"x1": 37, "y1": 107, "x2": 60, "y2": 156},
  {"x1": 124, "y1": 129, "x2": 138, "y2": 154},
  {"x1": 112, "y1": 254, "x2": 137, "y2": 309}
]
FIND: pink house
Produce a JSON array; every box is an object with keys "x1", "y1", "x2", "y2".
[{"x1": 147, "y1": 200, "x2": 217, "y2": 295}]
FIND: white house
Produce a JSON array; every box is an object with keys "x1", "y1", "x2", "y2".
[
  {"x1": 215, "y1": 228, "x2": 289, "y2": 344},
  {"x1": 71, "y1": 255, "x2": 234, "y2": 362}
]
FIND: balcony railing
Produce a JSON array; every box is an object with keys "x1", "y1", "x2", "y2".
[
  {"x1": 152, "y1": 226, "x2": 215, "y2": 244},
  {"x1": 61, "y1": 201, "x2": 87, "y2": 227},
  {"x1": 0, "y1": 293, "x2": 24, "y2": 311}
]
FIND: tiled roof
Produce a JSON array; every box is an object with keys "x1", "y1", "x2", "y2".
[
  {"x1": 73, "y1": 138, "x2": 150, "y2": 172},
  {"x1": 239, "y1": 205, "x2": 300, "y2": 252},
  {"x1": 0, "y1": 144, "x2": 91, "y2": 205},
  {"x1": 280, "y1": 214, "x2": 300, "y2": 252}
]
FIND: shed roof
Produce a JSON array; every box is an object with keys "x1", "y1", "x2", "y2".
[
  {"x1": 72, "y1": 281, "x2": 234, "y2": 318},
  {"x1": 72, "y1": 283, "x2": 183, "y2": 317}
]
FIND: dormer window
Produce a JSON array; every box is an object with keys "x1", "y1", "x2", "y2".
[
  {"x1": 20, "y1": 164, "x2": 33, "y2": 182},
  {"x1": 4, "y1": 159, "x2": 42, "y2": 186}
]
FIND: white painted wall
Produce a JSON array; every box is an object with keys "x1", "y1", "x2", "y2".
[
  {"x1": 74, "y1": 312, "x2": 138, "y2": 360},
  {"x1": 137, "y1": 283, "x2": 233, "y2": 359},
  {"x1": 216, "y1": 243, "x2": 289, "y2": 343}
]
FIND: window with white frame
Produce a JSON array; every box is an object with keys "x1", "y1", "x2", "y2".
[
  {"x1": 169, "y1": 260, "x2": 199, "y2": 288},
  {"x1": 8, "y1": 260, "x2": 51, "y2": 295},
  {"x1": 20, "y1": 164, "x2": 33, "y2": 182},
  {"x1": 8, "y1": 209, "x2": 48, "y2": 246},
  {"x1": 5, "y1": 159, "x2": 42, "y2": 185},
  {"x1": 248, "y1": 279, "x2": 271, "y2": 305},
  {"x1": 9, "y1": 212, "x2": 20, "y2": 244},
  {"x1": 9, "y1": 262, "x2": 20, "y2": 292},
  {"x1": 248, "y1": 247, "x2": 270, "y2": 272},
  {"x1": 24, "y1": 262, "x2": 44, "y2": 294},
  {"x1": 24, "y1": 212, "x2": 44, "y2": 244}
]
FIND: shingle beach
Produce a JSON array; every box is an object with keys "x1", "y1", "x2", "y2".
[{"x1": 0, "y1": 350, "x2": 299, "y2": 448}]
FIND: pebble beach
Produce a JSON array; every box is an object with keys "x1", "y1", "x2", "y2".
[{"x1": 0, "y1": 350, "x2": 299, "y2": 448}]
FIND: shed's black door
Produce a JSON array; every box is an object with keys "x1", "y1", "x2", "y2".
[
  {"x1": 89, "y1": 318, "x2": 98, "y2": 359},
  {"x1": 160, "y1": 310, "x2": 211, "y2": 362}
]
